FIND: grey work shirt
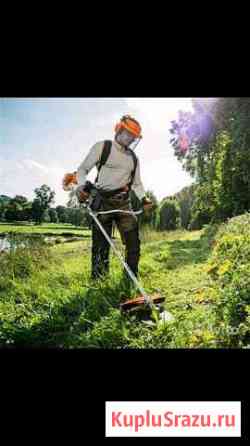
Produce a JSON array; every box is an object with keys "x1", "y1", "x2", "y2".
[{"x1": 76, "y1": 140, "x2": 146, "y2": 200}]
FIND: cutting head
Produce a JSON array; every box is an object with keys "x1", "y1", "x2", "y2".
[{"x1": 120, "y1": 293, "x2": 165, "y2": 312}]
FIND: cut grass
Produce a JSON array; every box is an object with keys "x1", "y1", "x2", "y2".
[{"x1": 0, "y1": 226, "x2": 219, "y2": 348}]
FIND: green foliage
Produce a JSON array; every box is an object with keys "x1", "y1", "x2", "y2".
[
  {"x1": 3, "y1": 195, "x2": 32, "y2": 222},
  {"x1": 48, "y1": 208, "x2": 59, "y2": 223},
  {"x1": 156, "y1": 199, "x2": 181, "y2": 230},
  {"x1": 32, "y1": 185, "x2": 55, "y2": 224},
  {"x1": 170, "y1": 98, "x2": 250, "y2": 228},
  {"x1": 205, "y1": 213, "x2": 250, "y2": 347},
  {"x1": 170, "y1": 185, "x2": 196, "y2": 229},
  {"x1": 0, "y1": 195, "x2": 11, "y2": 203},
  {"x1": 69, "y1": 208, "x2": 88, "y2": 227},
  {"x1": 0, "y1": 196, "x2": 11, "y2": 222},
  {"x1": 56, "y1": 205, "x2": 69, "y2": 223},
  {"x1": 55, "y1": 205, "x2": 90, "y2": 227},
  {"x1": 42, "y1": 209, "x2": 51, "y2": 223}
]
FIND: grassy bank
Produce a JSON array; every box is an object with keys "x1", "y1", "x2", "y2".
[{"x1": 0, "y1": 222, "x2": 90, "y2": 237}]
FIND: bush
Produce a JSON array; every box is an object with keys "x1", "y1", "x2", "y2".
[{"x1": 205, "y1": 213, "x2": 250, "y2": 346}]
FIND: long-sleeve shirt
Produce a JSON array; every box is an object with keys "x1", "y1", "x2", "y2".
[{"x1": 76, "y1": 140, "x2": 146, "y2": 201}]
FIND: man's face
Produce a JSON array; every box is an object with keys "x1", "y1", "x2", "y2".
[{"x1": 115, "y1": 128, "x2": 136, "y2": 148}]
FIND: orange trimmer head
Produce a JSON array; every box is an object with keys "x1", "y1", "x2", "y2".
[{"x1": 120, "y1": 293, "x2": 165, "y2": 312}]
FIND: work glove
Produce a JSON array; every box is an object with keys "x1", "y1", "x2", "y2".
[
  {"x1": 142, "y1": 197, "x2": 154, "y2": 213},
  {"x1": 62, "y1": 172, "x2": 78, "y2": 191},
  {"x1": 76, "y1": 182, "x2": 94, "y2": 203},
  {"x1": 76, "y1": 185, "x2": 90, "y2": 203}
]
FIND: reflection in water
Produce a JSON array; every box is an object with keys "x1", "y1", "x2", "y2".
[
  {"x1": 0, "y1": 236, "x2": 85, "y2": 252},
  {"x1": 0, "y1": 238, "x2": 10, "y2": 251}
]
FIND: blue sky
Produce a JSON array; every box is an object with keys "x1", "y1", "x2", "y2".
[{"x1": 0, "y1": 98, "x2": 194, "y2": 205}]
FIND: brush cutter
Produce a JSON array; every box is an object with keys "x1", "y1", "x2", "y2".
[
  {"x1": 63, "y1": 176, "x2": 174, "y2": 323},
  {"x1": 82, "y1": 199, "x2": 174, "y2": 323}
]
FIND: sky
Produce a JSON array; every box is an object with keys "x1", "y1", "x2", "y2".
[{"x1": 0, "y1": 98, "x2": 195, "y2": 206}]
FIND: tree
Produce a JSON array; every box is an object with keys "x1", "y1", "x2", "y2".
[
  {"x1": 175, "y1": 185, "x2": 196, "y2": 229},
  {"x1": 48, "y1": 208, "x2": 59, "y2": 223},
  {"x1": 0, "y1": 196, "x2": 11, "y2": 221},
  {"x1": 42, "y1": 209, "x2": 51, "y2": 223},
  {"x1": 70, "y1": 208, "x2": 87, "y2": 227},
  {"x1": 0, "y1": 203, "x2": 6, "y2": 221},
  {"x1": 4, "y1": 195, "x2": 32, "y2": 222},
  {"x1": 5, "y1": 207, "x2": 15, "y2": 222},
  {"x1": 169, "y1": 98, "x2": 250, "y2": 227},
  {"x1": 32, "y1": 199, "x2": 43, "y2": 225},
  {"x1": 14, "y1": 195, "x2": 32, "y2": 221},
  {"x1": 0, "y1": 195, "x2": 11, "y2": 202},
  {"x1": 21, "y1": 203, "x2": 32, "y2": 221},
  {"x1": 32, "y1": 185, "x2": 55, "y2": 224},
  {"x1": 156, "y1": 199, "x2": 181, "y2": 231},
  {"x1": 56, "y1": 205, "x2": 68, "y2": 223}
]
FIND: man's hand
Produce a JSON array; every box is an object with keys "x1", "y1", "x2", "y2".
[
  {"x1": 142, "y1": 197, "x2": 154, "y2": 213},
  {"x1": 79, "y1": 190, "x2": 90, "y2": 202},
  {"x1": 76, "y1": 186, "x2": 90, "y2": 203}
]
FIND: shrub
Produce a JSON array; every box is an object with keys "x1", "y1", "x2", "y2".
[{"x1": 205, "y1": 213, "x2": 250, "y2": 346}]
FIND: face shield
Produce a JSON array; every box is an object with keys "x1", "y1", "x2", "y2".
[{"x1": 115, "y1": 128, "x2": 142, "y2": 151}]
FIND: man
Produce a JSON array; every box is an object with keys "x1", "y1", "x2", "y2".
[{"x1": 75, "y1": 115, "x2": 153, "y2": 281}]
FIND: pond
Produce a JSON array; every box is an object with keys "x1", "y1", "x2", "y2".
[
  {"x1": 0, "y1": 238, "x2": 10, "y2": 251},
  {"x1": 0, "y1": 235, "x2": 86, "y2": 252}
]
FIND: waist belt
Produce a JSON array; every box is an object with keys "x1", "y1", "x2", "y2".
[{"x1": 98, "y1": 187, "x2": 129, "y2": 199}]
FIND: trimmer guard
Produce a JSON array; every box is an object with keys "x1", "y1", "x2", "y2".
[{"x1": 120, "y1": 293, "x2": 165, "y2": 312}]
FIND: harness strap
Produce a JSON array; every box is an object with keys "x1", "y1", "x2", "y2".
[
  {"x1": 95, "y1": 140, "x2": 112, "y2": 184},
  {"x1": 95, "y1": 141, "x2": 138, "y2": 192}
]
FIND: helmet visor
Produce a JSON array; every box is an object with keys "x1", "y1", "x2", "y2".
[{"x1": 116, "y1": 128, "x2": 138, "y2": 147}]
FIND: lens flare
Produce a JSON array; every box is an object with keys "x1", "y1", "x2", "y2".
[{"x1": 179, "y1": 133, "x2": 189, "y2": 153}]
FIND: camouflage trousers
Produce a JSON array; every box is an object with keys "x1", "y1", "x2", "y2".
[{"x1": 91, "y1": 194, "x2": 141, "y2": 280}]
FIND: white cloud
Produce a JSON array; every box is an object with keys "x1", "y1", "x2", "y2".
[{"x1": 0, "y1": 157, "x2": 68, "y2": 205}]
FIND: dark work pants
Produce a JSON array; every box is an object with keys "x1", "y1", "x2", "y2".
[{"x1": 91, "y1": 195, "x2": 141, "y2": 280}]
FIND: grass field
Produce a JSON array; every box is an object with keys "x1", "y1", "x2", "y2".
[
  {"x1": 1, "y1": 215, "x2": 249, "y2": 349},
  {"x1": 0, "y1": 225, "x2": 218, "y2": 348}
]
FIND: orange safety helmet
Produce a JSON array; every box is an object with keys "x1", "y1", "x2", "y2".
[{"x1": 115, "y1": 115, "x2": 142, "y2": 139}]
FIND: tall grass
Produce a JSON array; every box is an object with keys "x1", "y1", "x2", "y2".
[{"x1": 0, "y1": 217, "x2": 249, "y2": 349}]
